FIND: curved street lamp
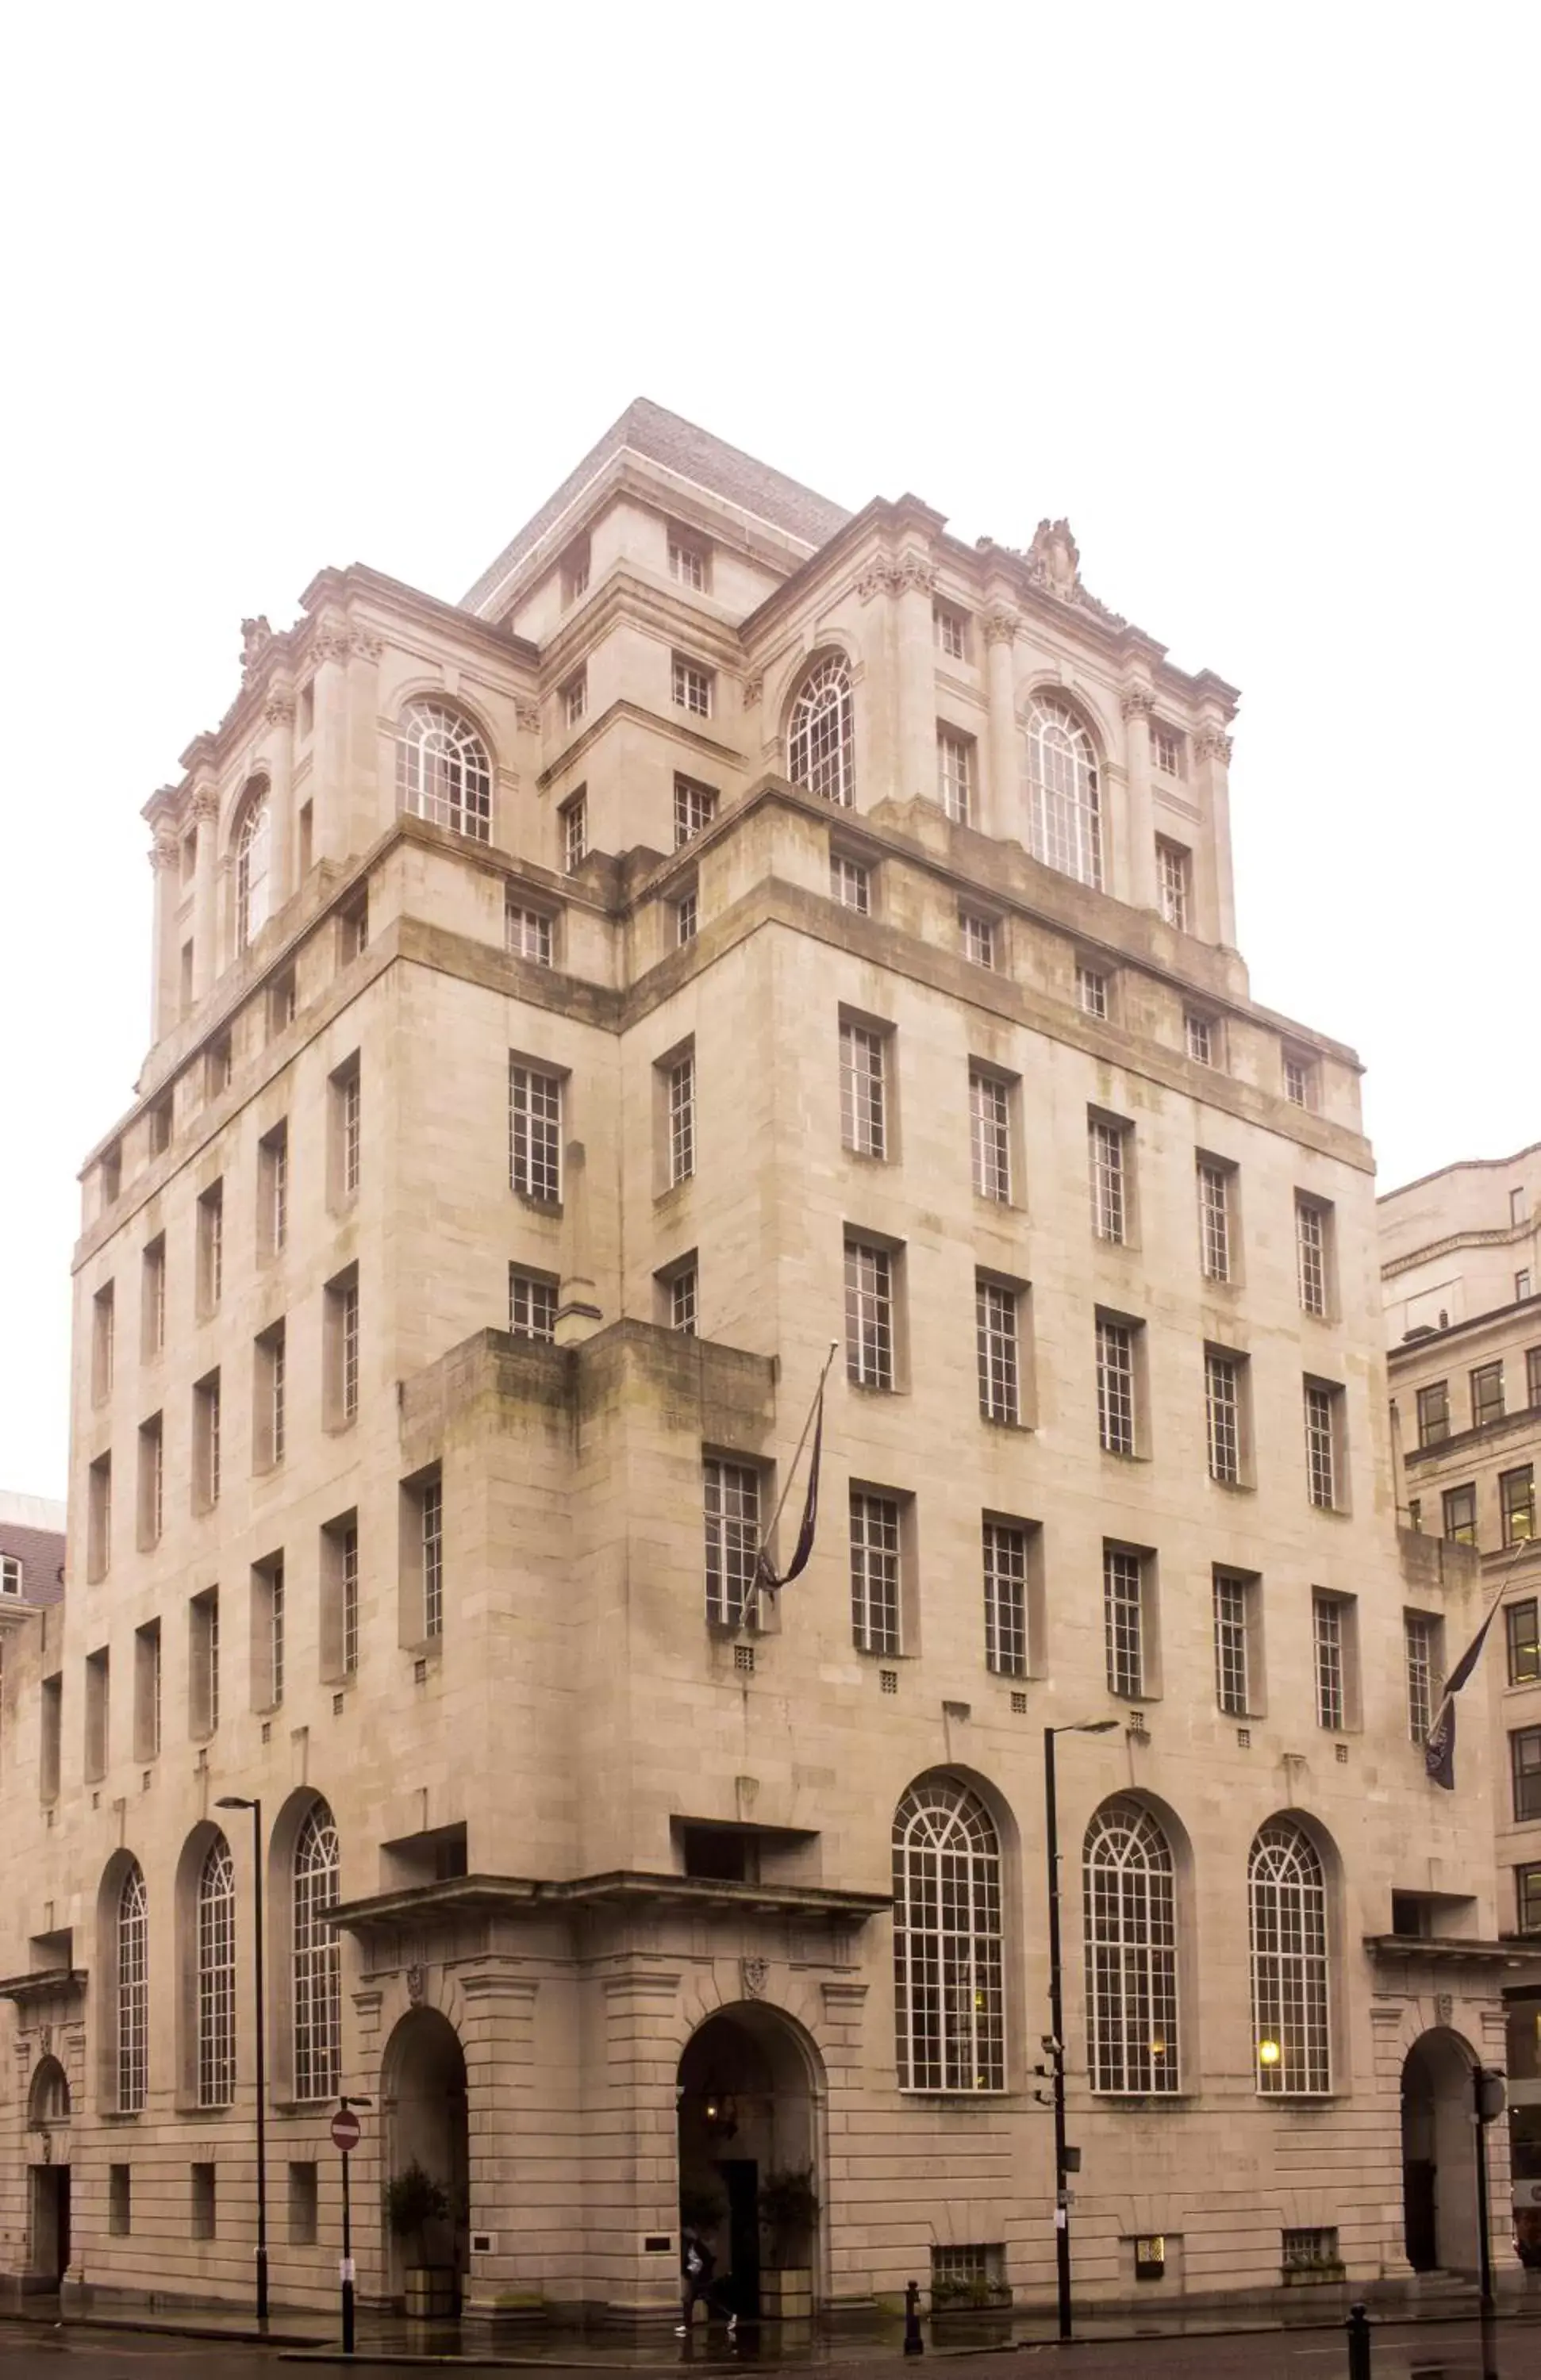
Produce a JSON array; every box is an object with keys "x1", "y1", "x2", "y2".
[
  {"x1": 217, "y1": 1795, "x2": 267, "y2": 2325},
  {"x1": 1043, "y1": 1721, "x2": 1120, "y2": 2344}
]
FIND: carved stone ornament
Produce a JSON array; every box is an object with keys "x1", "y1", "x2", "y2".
[
  {"x1": 351, "y1": 629, "x2": 382, "y2": 662},
  {"x1": 1005, "y1": 519, "x2": 1128, "y2": 628},
  {"x1": 1120, "y1": 686, "x2": 1157, "y2": 721},
  {"x1": 240, "y1": 616, "x2": 274, "y2": 677},
  {"x1": 514, "y1": 701, "x2": 541, "y2": 734},
  {"x1": 151, "y1": 829, "x2": 180, "y2": 873},
  {"x1": 1196, "y1": 730, "x2": 1234, "y2": 767},
  {"x1": 855, "y1": 561, "x2": 893, "y2": 603},
  {"x1": 982, "y1": 608, "x2": 1020, "y2": 647},
  {"x1": 192, "y1": 786, "x2": 219, "y2": 825},
  {"x1": 312, "y1": 616, "x2": 352, "y2": 667},
  {"x1": 890, "y1": 553, "x2": 936, "y2": 597},
  {"x1": 39, "y1": 2025, "x2": 52, "y2": 2056},
  {"x1": 740, "y1": 1957, "x2": 770, "y2": 2000},
  {"x1": 740, "y1": 678, "x2": 763, "y2": 708},
  {"x1": 1435, "y1": 1990, "x2": 1454, "y2": 2028},
  {"x1": 406, "y1": 1964, "x2": 426, "y2": 2007},
  {"x1": 263, "y1": 689, "x2": 297, "y2": 726}
]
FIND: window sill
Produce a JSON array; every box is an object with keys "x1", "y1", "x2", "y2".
[
  {"x1": 896, "y1": 2087, "x2": 1016, "y2": 2104},
  {"x1": 513, "y1": 1193, "x2": 563, "y2": 1219},
  {"x1": 1089, "y1": 2091, "x2": 1194, "y2": 2109},
  {"x1": 1099, "y1": 1448, "x2": 1149, "y2": 1464},
  {"x1": 1209, "y1": 1476, "x2": 1256, "y2": 1495},
  {"x1": 981, "y1": 1414, "x2": 1032, "y2": 1434}
]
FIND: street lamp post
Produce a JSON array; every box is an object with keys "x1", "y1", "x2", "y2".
[
  {"x1": 1043, "y1": 1722, "x2": 1118, "y2": 2344},
  {"x1": 217, "y1": 1795, "x2": 268, "y2": 2326}
]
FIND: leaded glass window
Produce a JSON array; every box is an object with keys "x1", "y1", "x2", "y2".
[
  {"x1": 1083, "y1": 1799, "x2": 1178, "y2": 2094},
  {"x1": 1248, "y1": 1822, "x2": 1330, "y2": 2094},
  {"x1": 788, "y1": 658, "x2": 855, "y2": 807},
  {"x1": 293, "y1": 1802, "x2": 341, "y2": 2103},
  {"x1": 196, "y1": 1834, "x2": 236, "y2": 2109},
  {"x1": 395, "y1": 702, "x2": 492, "y2": 841},
  {"x1": 1026, "y1": 698, "x2": 1101, "y2": 889},
  {"x1": 892, "y1": 1779, "x2": 1004, "y2": 2091}
]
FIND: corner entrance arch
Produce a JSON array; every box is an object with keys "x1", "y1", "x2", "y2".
[
  {"x1": 677, "y1": 2003, "x2": 825, "y2": 2321},
  {"x1": 1402, "y1": 2027, "x2": 1478, "y2": 2274},
  {"x1": 381, "y1": 2006, "x2": 469, "y2": 2310}
]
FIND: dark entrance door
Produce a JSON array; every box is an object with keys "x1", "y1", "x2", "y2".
[
  {"x1": 30, "y1": 2167, "x2": 70, "y2": 2286},
  {"x1": 718, "y1": 2157, "x2": 760, "y2": 2318},
  {"x1": 1405, "y1": 2157, "x2": 1437, "y2": 2271}
]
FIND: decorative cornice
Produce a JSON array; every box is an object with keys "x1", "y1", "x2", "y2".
[{"x1": 982, "y1": 608, "x2": 1020, "y2": 647}]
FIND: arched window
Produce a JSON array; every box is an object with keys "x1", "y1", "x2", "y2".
[
  {"x1": 1083, "y1": 1799, "x2": 1178, "y2": 2094},
  {"x1": 236, "y1": 785, "x2": 273, "y2": 947},
  {"x1": 786, "y1": 658, "x2": 855, "y2": 808},
  {"x1": 1248, "y1": 1821, "x2": 1330, "y2": 2094},
  {"x1": 117, "y1": 1861, "x2": 148, "y2": 2113},
  {"x1": 294, "y1": 1800, "x2": 342, "y2": 2102},
  {"x1": 1025, "y1": 697, "x2": 1101, "y2": 889},
  {"x1": 196, "y1": 1833, "x2": 236, "y2": 2109},
  {"x1": 396, "y1": 701, "x2": 493, "y2": 841},
  {"x1": 892, "y1": 1777, "x2": 1004, "y2": 2090}
]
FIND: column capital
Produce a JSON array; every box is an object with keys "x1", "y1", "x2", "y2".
[
  {"x1": 1195, "y1": 729, "x2": 1233, "y2": 767},
  {"x1": 1120, "y1": 685, "x2": 1157, "y2": 722},
  {"x1": 349, "y1": 629, "x2": 382, "y2": 662},
  {"x1": 149, "y1": 828, "x2": 180, "y2": 873},
  {"x1": 263, "y1": 686, "x2": 297, "y2": 727},
  {"x1": 192, "y1": 786, "x2": 219, "y2": 826},
  {"x1": 982, "y1": 608, "x2": 1020, "y2": 648},
  {"x1": 311, "y1": 612, "x2": 352, "y2": 667}
]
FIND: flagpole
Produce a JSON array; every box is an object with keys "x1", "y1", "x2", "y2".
[{"x1": 758, "y1": 1341, "x2": 838, "y2": 1553}]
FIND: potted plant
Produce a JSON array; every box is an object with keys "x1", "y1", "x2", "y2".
[
  {"x1": 930, "y1": 2273, "x2": 1013, "y2": 2315},
  {"x1": 757, "y1": 2167, "x2": 819, "y2": 2320},
  {"x1": 385, "y1": 2159, "x2": 455, "y2": 2317}
]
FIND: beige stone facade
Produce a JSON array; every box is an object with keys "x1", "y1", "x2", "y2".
[
  {"x1": 1381, "y1": 1146, "x2": 1541, "y2": 2251},
  {"x1": 0, "y1": 402, "x2": 1522, "y2": 2324}
]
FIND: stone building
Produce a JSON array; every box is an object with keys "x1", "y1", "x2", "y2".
[
  {"x1": 0, "y1": 401, "x2": 1521, "y2": 2323},
  {"x1": 1381, "y1": 1146, "x2": 1541, "y2": 2251}
]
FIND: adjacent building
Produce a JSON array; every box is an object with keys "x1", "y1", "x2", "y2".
[
  {"x1": 0, "y1": 401, "x2": 1521, "y2": 2323},
  {"x1": 1382, "y1": 1145, "x2": 1541, "y2": 2252}
]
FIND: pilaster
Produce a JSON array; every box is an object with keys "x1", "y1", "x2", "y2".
[
  {"x1": 263, "y1": 685, "x2": 297, "y2": 907},
  {"x1": 190, "y1": 784, "x2": 219, "y2": 999},
  {"x1": 1120, "y1": 683, "x2": 1159, "y2": 914},
  {"x1": 148, "y1": 826, "x2": 180, "y2": 1041},
  {"x1": 890, "y1": 555, "x2": 936, "y2": 808},
  {"x1": 982, "y1": 609, "x2": 1020, "y2": 839},
  {"x1": 1196, "y1": 724, "x2": 1237, "y2": 946}
]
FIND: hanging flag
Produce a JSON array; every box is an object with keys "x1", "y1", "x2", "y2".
[
  {"x1": 1425, "y1": 1595, "x2": 1502, "y2": 1790},
  {"x1": 751, "y1": 1352, "x2": 833, "y2": 1603}
]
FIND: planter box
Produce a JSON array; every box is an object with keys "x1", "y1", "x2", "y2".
[
  {"x1": 760, "y1": 2268, "x2": 813, "y2": 2320},
  {"x1": 405, "y1": 2267, "x2": 459, "y2": 2318},
  {"x1": 1282, "y1": 2264, "x2": 1346, "y2": 2288}
]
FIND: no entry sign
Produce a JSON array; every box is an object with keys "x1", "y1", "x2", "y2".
[{"x1": 331, "y1": 2107, "x2": 363, "y2": 2155}]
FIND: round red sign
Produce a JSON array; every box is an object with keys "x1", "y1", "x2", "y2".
[{"x1": 330, "y1": 2108, "x2": 363, "y2": 2154}]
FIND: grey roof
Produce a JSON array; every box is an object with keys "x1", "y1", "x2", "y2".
[{"x1": 461, "y1": 398, "x2": 851, "y2": 614}]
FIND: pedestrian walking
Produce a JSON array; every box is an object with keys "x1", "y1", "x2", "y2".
[{"x1": 678, "y1": 2226, "x2": 738, "y2": 2338}]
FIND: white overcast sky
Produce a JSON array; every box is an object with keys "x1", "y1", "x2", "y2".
[{"x1": 2, "y1": 4, "x2": 1535, "y2": 1499}]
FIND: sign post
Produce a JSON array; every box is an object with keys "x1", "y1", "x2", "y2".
[{"x1": 332, "y1": 2099, "x2": 367, "y2": 2354}]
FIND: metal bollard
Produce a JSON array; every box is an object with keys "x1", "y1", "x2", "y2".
[
  {"x1": 904, "y1": 2278, "x2": 924, "y2": 2356},
  {"x1": 1344, "y1": 2300, "x2": 1371, "y2": 2380}
]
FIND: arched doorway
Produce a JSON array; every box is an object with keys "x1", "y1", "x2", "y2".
[
  {"x1": 381, "y1": 2007, "x2": 469, "y2": 2312},
  {"x1": 26, "y1": 2056, "x2": 71, "y2": 2286},
  {"x1": 677, "y1": 2004, "x2": 824, "y2": 2323},
  {"x1": 1402, "y1": 2028, "x2": 1478, "y2": 2274}
]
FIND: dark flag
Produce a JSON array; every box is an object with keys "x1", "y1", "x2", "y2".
[
  {"x1": 751, "y1": 1357, "x2": 831, "y2": 1603},
  {"x1": 1424, "y1": 1595, "x2": 1501, "y2": 1789}
]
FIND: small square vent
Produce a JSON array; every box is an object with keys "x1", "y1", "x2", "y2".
[
  {"x1": 734, "y1": 1644, "x2": 755, "y2": 1675},
  {"x1": 880, "y1": 1668, "x2": 898, "y2": 1696},
  {"x1": 1237, "y1": 1726, "x2": 1251, "y2": 1749},
  {"x1": 1011, "y1": 1691, "x2": 1028, "y2": 1715}
]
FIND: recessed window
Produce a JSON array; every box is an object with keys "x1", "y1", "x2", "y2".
[
  {"x1": 268, "y1": 969, "x2": 297, "y2": 1038},
  {"x1": 1516, "y1": 1864, "x2": 1541, "y2": 1935},
  {"x1": 787, "y1": 658, "x2": 854, "y2": 807},
  {"x1": 259, "y1": 1122, "x2": 289, "y2": 1258},
  {"x1": 667, "y1": 1052, "x2": 696, "y2": 1188},
  {"x1": 396, "y1": 703, "x2": 492, "y2": 843},
  {"x1": 1251, "y1": 1825, "x2": 1329, "y2": 2094},
  {"x1": 1, "y1": 1555, "x2": 22, "y2": 1599},
  {"x1": 92, "y1": 1284, "x2": 115, "y2": 1404},
  {"x1": 933, "y1": 604, "x2": 969, "y2": 662},
  {"x1": 1312, "y1": 1591, "x2": 1350, "y2": 1729},
  {"x1": 1075, "y1": 963, "x2": 1109, "y2": 1020},
  {"x1": 255, "y1": 1322, "x2": 286, "y2": 1468},
  {"x1": 1213, "y1": 1570, "x2": 1254, "y2": 1714},
  {"x1": 148, "y1": 1094, "x2": 172, "y2": 1158},
  {"x1": 236, "y1": 781, "x2": 273, "y2": 948},
  {"x1": 1506, "y1": 1599, "x2": 1539, "y2": 1686},
  {"x1": 88, "y1": 1453, "x2": 113, "y2": 1580},
  {"x1": 207, "y1": 1035, "x2": 233, "y2": 1100},
  {"x1": 1519, "y1": 1271, "x2": 1533, "y2": 1302},
  {"x1": 190, "y1": 1588, "x2": 220, "y2": 1738},
  {"x1": 1283, "y1": 1053, "x2": 1315, "y2": 1109},
  {"x1": 1156, "y1": 839, "x2": 1190, "y2": 932},
  {"x1": 675, "y1": 890, "x2": 698, "y2": 946},
  {"x1": 674, "y1": 776, "x2": 717, "y2": 846},
  {"x1": 1096, "y1": 1317, "x2": 1138, "y2": 1456},
  {"x1": 338, "y1": 892, "x2": 367, "y2": 963},
  {"x1": 505, "y1": 901, "x2": 554, "y2": 965},
  {"x1": 1027, "y1": 698, "x2": 1101, "y2": 889},
  {"x1": 938, "y1": 731, "x2": 974, "y2": 825},
  {"x1": 1531, "y1": 1349, "x2": 1541, "y2": 1407},
  {"x1": 142, "y1": 1235, "x2": 166, "y2": 1361},
  {"x1": 1304, "y1": 1380, "x2": 1341, "y2": 1510},
  {"x1": 1502, "y1": 1466, "x2": 1536, "y2": 1546},
  {"x1": 703, "y1": 1457, "x2": 759, "y2": 1627},
  {"x1": 1089, "y1": 1117, "x2": 1129, "y2": 1244},
  {"x1": 509, "y1": 1061, "x2": 563, "y2": 1203},
  {"x1": 1197, "y1": 1160, "x2": 1233, "y2": 1282},
  {"x1": 672, "y1": 654, "x2": 713, "y2": 718},
  {"x1": 193, "y1": 1370, "x2": 222, "y2": 1510},
  {"x1": 1085, "y1": 1801, "x2": 1180, "y2": 2094},
  {"x1": 562, "y1": 672, "x2": 587, "y2": 731},
  {"x1": 1185, "y1": 1012, "x2": 1215, "y2": 1067},
  {"x1": 1512, "y1": 1187, "x2": 1528, "y2": 1229},
  {"x1": 666, "y1": 1261, "x2": 697, "y2": 1337},
  {"x1": 419, "y1": 1476, "x2": 444, "y2": 1641},
  {"x1": 982, "y1": 1521, "x2": 1030, "y2": 1677},
  {"x1": 830, "y1": 854, "x2": 870, "y2": 913},
  {"x1": 328, "y1": 1058, "x2": 361, "y2": 1207},
  {"x1": 1405, "y1": 1612, "x2": 1439, "y2": 1743},
  {"x1": 845, "y1": 1240, "x2": 895, "y2": 1390},
  {"x1": 1443, "y1": 1483, "x2": 1478, "y2": 1545},
  {"x1": 969, "y1": 1069, "x2": 1012, "y2": 1203},
  {"x1": 1205, "y1": 1350, "x2": 1242, "y2": 1484},
  {"x1": 325, "y1": 1273, "x2": 359, "y2": 1430},
  {"x1": 668, "y1": 529, "x2": 709, "y2": 590},
  {"x1": 134, "y1": 1621, "x2": 162, "y2": 1760},
  {"x1": 1151, "y1": 724, "x2": 1182, "y2": 776},
  {"x1": 976, "y1": 1279, "x2": 1020, "y2": 1424},
  {"x1": 559, "y1": 538, "x2": 590, "y2": 608},
  {"x1": 960, "y1": 910, "x2": 996, "y2": 969},
  {"x1": 893, "y1": 1781, "x2": 1002, "y2": 2090},
  {"x1": 198, "y1": 1181, "x2": 225, "y2": 1313},
  {"x1": 1416, "y1": 1381, "x2": 1450, "y2": 1447},
  {"x1": 850, "y1": 1491, "x2": 903, "y2": 1655},
  {"x1": 1471, "y1": 1362, "x2": 1505, "y2": 1430},
  {"x1": 840, "y1": 1020, "x2": 887, "y2": 1158},
  {"x1": 137, "y1": 1413, "x2": 164, "y2": 1547},
  {"x1": 1513, "y1": 1727, "x2": 1541, "y2": 1821},
  {"x1": 1295, "y1": 1197, "x2": 1329, "y2": 1317},
  {"x1": 561, "y1": 791, "x2": 587, "y2": 873},
  {"x1": 509, "y1": 1267, "x2": 557, "y2": 1343},
  {"x1": 1103, "y1": 1545, "x2": 1145, "y2": 1696}
]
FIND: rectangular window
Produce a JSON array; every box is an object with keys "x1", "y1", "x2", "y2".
[
  {"x1": 1530, "y1": 1349, "x2": 1541, "y2": 1407},
  {"x1": 672, "y1": 654, "x2": 713, "y2": 717},
  {"x1": 1076, "y1": 963, "x2": 1109, "y2": 1019},
  {"x1": 1283, "y1": 1054, "x2": 1314, "y2": 1109},
  {"x1": 321, "y1": 1514, "x2": 359, "y2": 1681},
  {"x1": 1185, "y1": 1012, "x2": 1214, "y2": 1066},
  {"x1": 190, "y1": 1588, "x2": 219, "y2": 1737},
  {"x1": 268, "y1": 969, "x2": 297, "y2": 1038},
  {"x1": 1512, "y1": 1187, "x2": 1528, "y2": 1228},
  {"x1": 1296, "y1": 1198, "x2": 1328, "y2": 1317},
  {"x1": 1103, "y1": 1545, "x2": 1143, "y2": 1697},
  {"x1": 559, "y1": 538, "x2": 590, "y2": 607},
  {"x1": 509, "y1": 1268, "x2": 558, "y2": 1342},
  {"x1": 259, "y1": 1123, "x2": 288, "y2": 1257},
  {"x1": 329, "y1": 1276, "x2": 359, "y2": 1427},
  {"x1": 1205, "y1": 1350, "x2": 1242, "y2": 1484},
  {"x1": 976, "y1": 1279, "x2": 1020, "y2": 1424},
  {"x1": 850, "y1": 1491, "x2": 902, "y2": 1655},
  {"x1": 148, "y1": 1092, "x2": 172, "y2": 1157},
  {"x1": 982, "y1": 1521, "x2": 1029, "y2": 1677},
  {"x1": 197, "y1": 1181, "x2": 224, "y2": 1313},
  {"x1": 142, "y1": 1236, "x2": 166, "y2": 1360},
  {"x1": 40, "y1": 1674, "x2": 62, "y2": 1800},
  {"x1": 845, "y1": 1241, "x2": 895, "y2": 1390},
  {"x1": 1282, "y1": 2228, "x2": 1339, "y2": 2274},
  {"x1": 938, "y1": 730, "x2": 974, "y2": 824},
  {"x1": 667, "y1": 1053, "x2": 696, "y2": 1187},
  {"x1": 255, "y1": 1323, "x2": 286, "y2": 1469},
  {"x1": 1405, "y1": 1613, "x2": 1439, "y2": 1744},
  {"x1": 933, "y1": 603, "x2": 968, "y2": 661},
  {"x1": 338, "y1": 892, "x2": 367, "y2": 962},
  {"x1": 1089, "y1": 1118, "x2": 1128, "y2": 1244},
  {"x1": 960, "y1": 909, "x2": 996, "y2": 969},
  {"x1": 562, "y1": 670, "x2": 586, "y2": 729},
  {"x1": 1509, "y1": 1599, "x2": 1541, "y2": 1687},
  {"x1": 421, "y1": 1479, "x2": 444, "y2": 1641},
  {"x1": 1443, "y1": 1483, "x2": 1478, "y2": 1545},
  {"x1": 505, "y1": 903, "x2": 554, "y2": 965},
  {"x1": 1520, "y1": 1271, "x2": 1533, "y2": 1302},
  {"x1": 1512, "y1": 1727, "x2": 1541, "y2": 1822},
  {"x1": 1518, "y1": 1866, "x2": 1541, "y2": 1935},
  {"x1": 134, "y1": 1620, "x2": 162, "y2": 1761},
  {"x1": 562, "y1": 791, "x2": 587, "y2": 872},
  {"x1": 668, "y1": 532, "x2": 708, "y2": 589},
  {"x1": 509, "y1": 1061, "x2": 563, "y2": 1201},
  {"x1": 1471, "y1": 1362, "x2": 1505, "y2": 1430},
  {"x1": 675, "y1": 889, "x2": 698, "y2": 945},
  {"x1": 340, "y1": 1065, "x2": 362, "y2": 1200},
  {"x1": 1, "y1": 1553, "x2": 21, "y2": 1597},
  {"x1": 830, "y1": 854, "x2": 870, "y2": 913},
  {"x1": 1416, "y1": 1381, "x2": 1451, "y2": 1446},
  {"x1": 88, "y1": 1453, "x2": 112, "y2": 1580},
  {"x1": 137, "y1": 1413, "x2": 163, "y2": 1547},
  {"x1": 1151, "y1": 724, "x2": 1182, "y2": 776},
  {"x1": 1157, "y1": 840, "x2": 1190, "y2": 931},
  {"x1": 703, "y1": 1458, "x2": 759, "y2": 1627},
  {"x1": 92, "y1": 1284, "x2": 115, "y2": 1403},
  {"x1": 85, "y1": 1646, "x2": 110, "y2": 1783},
  {"x1": 191, "y1": 2165, "x2": 217, "y2": 2242},
  {"x1": 193, "y1": 1371, "x2": 221, "y2": 1510},
  {"x1": 1313, "y1": 1592, "x2": 1345, "y2": 1731},
  {"x1": 340, "y1": 1524, "x2": 359, "y2": 1677},
  {"x1": 1213, "y1": 1570, "x2": 1251, "y2": 1715},
  {"x1": 1197, "y1": 1161, "x2": 1232, "y2": 1281},
  {"x1": 1303, "y1": 1380, "x2": 1339, "y2": 1510},
  {"x1": 254, "y1": 1559, "x2": 285, "y2": 1710},
  {"x1": 969, "y1": 1069, "x2": 1011, "y2": 1203},
  {"x1": 109, "y1": 2166, "x2": 131, "y2": 2237},
  {"x1": 674, "y1": 776, "x2": 717, "y2": 845},
  {"x1": 840, "y1": 1021, "x2": 886, "y2": 1158},
  {"x1": 1096, "y1": 1317, "x2": 1136, "y2": 1456},
  {"x1": 670, "y1": 1264, "x2": 697, "y2": 1335},
  {"x1": 1502, "y1": 1465, "x2": 1536, "y2": 1545}
]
